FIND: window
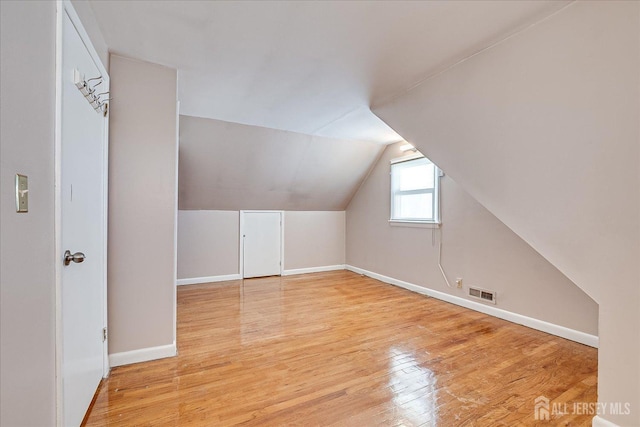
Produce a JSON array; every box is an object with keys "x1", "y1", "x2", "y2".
[{"x1": 390, "y1": 156, "x2": 440, "y2": 224}]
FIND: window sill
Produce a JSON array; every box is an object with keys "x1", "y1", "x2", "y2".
[{"x1": 388, "y1": 220, "x2": 440, "y2": 229}]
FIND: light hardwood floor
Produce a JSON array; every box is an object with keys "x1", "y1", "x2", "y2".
[{"x1": 84, "y1": 270, "x2": 597, "y2": 426}]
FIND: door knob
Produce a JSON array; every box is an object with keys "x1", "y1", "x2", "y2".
[{"x1": 64, "y1": 250, "x2": 86, "y2": 266}]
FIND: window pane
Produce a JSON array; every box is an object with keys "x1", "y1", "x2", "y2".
[
  {"x1": 398, "y1": 163, "x2": 434, "y2": 191},
  {"x1": 394, "y1": 193, "x2": 433, "y2": 220},
  {"x1": 390, "y1": 156, "x2": 440, "y2": 223}
]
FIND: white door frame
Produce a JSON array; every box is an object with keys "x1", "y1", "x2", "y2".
[
  {"x1": 54, "y1": 1, "x2": 110, "y2": 425},
  {"x1": 239, "y1": 210, "x2": 285, "y2": 278}
]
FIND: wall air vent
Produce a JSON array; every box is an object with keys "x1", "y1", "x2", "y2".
[{"x1": 469, "y1": 287, "x2": 496, "y2": 304}]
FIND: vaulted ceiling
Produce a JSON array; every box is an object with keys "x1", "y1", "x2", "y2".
[
  {"x1": 89, "y1": 0, "x2": 568, "y2": 144},
  {"x1": 178, "y1": 116, "x2": 383, "y2": 211}
]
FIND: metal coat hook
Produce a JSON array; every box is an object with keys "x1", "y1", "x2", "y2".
[
  {"x1": 87, "y1": 76, "x2": 102, "y2": 84},
  {"x1": 73, "y1": 69, "x2": 108, "y2": 115}
]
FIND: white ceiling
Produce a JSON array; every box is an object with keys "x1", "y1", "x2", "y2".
[{"x1": 89, "y1": 0, "x2": 568, "y2": 144}]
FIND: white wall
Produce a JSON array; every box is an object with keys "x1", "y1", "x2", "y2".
[
  {"x1": 108, "y1": 55, "x2": 178, "y2": 358},
  {"x1": 177, "y1": 210, "x2": 345, "y2": 281},
  {"x1": 284, "y1": 211, "x2": 345, "y2": 271},
  {"x1": 347, "y1": 143, "x2": 598, "y2": 336},
  {"x1": 177, "y1": 210, "x2": 239, "y2": 279},
  {"x1": 374, "y1": 2, "x2": 639, "y2": 424},
  {"x1": 0, "y1": 2, "x2": 57, "y2": 425}
]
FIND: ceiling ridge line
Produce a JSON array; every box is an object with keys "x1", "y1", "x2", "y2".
[{"x1": 309, "y1": 105, "x2": 365, "y2": 135}]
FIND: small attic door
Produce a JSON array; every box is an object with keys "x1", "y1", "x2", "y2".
[{"x1": 240, "y1": 211, "x2": 283, "y2": 278}]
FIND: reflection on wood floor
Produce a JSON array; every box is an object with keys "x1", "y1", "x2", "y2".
[{"x1": 84, "y1": 270, "x2": 597, "y2": 426}]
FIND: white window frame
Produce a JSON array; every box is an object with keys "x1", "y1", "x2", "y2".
[{"x1": 389, "y1": 153, "x2": 441, "y2": 228}]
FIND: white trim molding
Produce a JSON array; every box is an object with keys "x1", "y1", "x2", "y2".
[
  {"x1": 282, "y1": 265, "x2": 345, "y2": 276},
  {"x1": 172, "y1": 100, "x2": 180, "y2": 366},
  {"x1": 345, "y1": 265, "x2": 599, "y2": 348},
  {"x1": 388, "y1": 220, "x2": 440, "y2": 229},
  {"x1": 109, "y1": 343, "x2": 177, "y2": 367},
  {"x1": 177, "y1": 274, "x2": 242, "y2": 286},
  {"x1": 592, "y1": 416, "x2": 621, "y2": 427}
]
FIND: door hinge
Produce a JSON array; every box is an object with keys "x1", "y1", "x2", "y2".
[{"x1": 102, "y1": 327, "x2": 107, "y2": 342}]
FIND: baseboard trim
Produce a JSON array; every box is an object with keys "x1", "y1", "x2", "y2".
[
  {"x1": 345, "y1": 265, "x2": 598, "y2": 348},
  {"x1": 592, "y1": 416, "x2": 621, "y2": 427},
  {"x1": 176, "y1": 274, "x2": 242, "y2": 286},
  {"x1": 109, "y1": 343, "x2": 177, "y2": 367},
  {"x1": 282, "y1": 265, "x2": 346, "y2": 276}
]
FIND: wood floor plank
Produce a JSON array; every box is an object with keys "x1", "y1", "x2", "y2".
[{"x1": 83, "y1": 271, "x2": 597, "y2": 426}]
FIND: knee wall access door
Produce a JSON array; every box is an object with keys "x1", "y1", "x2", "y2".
[{"x1": 240, "y1": 211, "x2": 283, "y2": 279}]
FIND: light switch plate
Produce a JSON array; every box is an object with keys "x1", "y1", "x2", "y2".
[{"x1": 15, "y1": 174, "x2": 28, "y2": 213}]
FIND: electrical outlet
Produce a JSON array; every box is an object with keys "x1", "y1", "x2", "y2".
[{"x1": 456, "y1": 278, "x2": 463, "y2": 289}]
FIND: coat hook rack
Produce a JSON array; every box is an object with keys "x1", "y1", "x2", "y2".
[{"x1": 74, "y1": 69, "x2": 109, "y2": 115}]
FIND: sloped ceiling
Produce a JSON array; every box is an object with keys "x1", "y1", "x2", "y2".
[
  {"x1": 178, "y1": 115, "x2": 383, "y2": 211},
  {"x1": 89, "y1": 0, "x2": 568, "y2": 144}
]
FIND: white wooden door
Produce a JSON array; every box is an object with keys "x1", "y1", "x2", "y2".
[
  {"x1": 59, "y1": 7, "x2": 108, "y2": 426},
  {"x1": 242, "y1": 212, "x2": 282, "y2": 278}
]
